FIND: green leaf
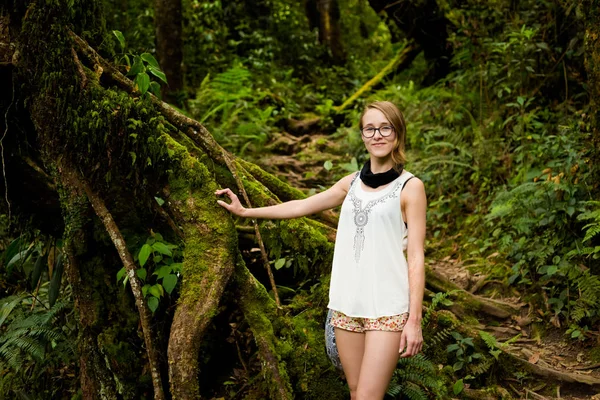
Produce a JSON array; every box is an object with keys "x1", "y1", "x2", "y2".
[
  {"x1": 135, "y1": 72, "x2": 150, "y2": 94},
  {"x1": 149, "y1": 284, "x2": 164, "y2": 298},
  {"x1": 447, "y1": 343, "x2": 460, "y2": 352},
  {"x1": 48, "y1": 254, "x2": 64, "y2": 307},
  {"x1": 141, "y1": 53, "x2": 159, "y2": 68},
  {"x1": 31, "y1": 252, "x2": 47, "y2": 287},
  {"x1": 142, "y1": 284, "x2": 150, "y2": 297},
  {"x1": 546, "y1": 265, "x2": 558, "y2": 276},
  {"x1": 116, "y1": 266, "x2": 127, "y2": 282},
  {"x1": 137, "y1": 268, "x2": 147, "y2": 281},
  {"x1": 3, "y1": 238, "x2": 23, "y2": 266},
  {"x1": 453, "y1": 361, "x2": 464, "y2": 371},
  {"x1": 112, "y1": 30, "x2": 125, "y2": 50},
  {"x1": 274, "y1": 258, "x2": 286, "y2": 270},
  {"x1": 170, "y1": 263, "x2": 183, "y2": 273},
  {"x1": 323, "y1": 160, "x2": 333, "y2": 171},
  {"x1": 0, "y1": 296, "x2": 23, "y2": 329},
  {"x1": 453, "y1": 379, "x2": 464, "y2": 395},
  {"x1": 148, "y1": 65, "x2": 168, "y2": 84},
  {"x1": 153, "y1": 232, "x2": 164, "y2": 241},
  {"x1": 149, "y1": 81, "x2": 162, "y2": 97},
  {"x1": 162, "y1": 274, "x2": 178, "y2": 294},
  {"x1": 154, "y1": 196, "x2": 165, "y2": 206},
  {"x1": 138, "y1": 244, "x2": 152, "y2": 267},
  {"x1": 571, "y1": 330, "x2": 581, "y2": 338},
  {"x1": 152, "y1": 242, "x2": 173, "y2": 257},
  {"x1": 127, "y1": 56, "x2": 144, "y2": 77},
  {"x1": 7, "y1": 249, "x2": 30, "y2": 270},
  {"x1": 154, "y1": 265, "x2": 173, "y2": 279},
  {"x1": 147, "y1": 296, "x2": 159, "y2": 313}
]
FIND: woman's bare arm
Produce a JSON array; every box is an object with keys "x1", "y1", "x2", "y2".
[
  {"x1": 215, "y1": 173, "x2": 356, "y2": 219},
  {"x1": 399, "y1": 177, "x2": 427, "y2": 357}
]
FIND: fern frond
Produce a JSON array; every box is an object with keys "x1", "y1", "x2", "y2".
[
  {"x1": 470, "y1": 355, "x2": 495, "y2": 376},
  {"x1": 400, "y1": 382, "x2": 429, "y2": 400},
  {"x1": 425, "y1": 325, "x2": 455, "y2": 350}
]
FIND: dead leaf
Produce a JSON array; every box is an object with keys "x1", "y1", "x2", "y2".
[{"x1": 529, "y1": 353, "x2": 541, "y2": 364}]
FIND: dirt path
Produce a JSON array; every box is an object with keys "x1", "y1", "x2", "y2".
[{"x1": 431, "y1": 258, "x2": 600, "y2": 399}]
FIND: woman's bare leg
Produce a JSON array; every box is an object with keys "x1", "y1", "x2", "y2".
[
  {"x1": 334, "y1": 328, "x2": 365, "y2": 400},
  {"x1": 356, "y1": 330, "x2": 402, "y2": 400}
]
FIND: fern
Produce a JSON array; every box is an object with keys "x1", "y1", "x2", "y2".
[
  {"x1": 571, "y1": 201, "x2": 600, "y2": 260},
  {"x1": 0, "y1": 300, "x2": 71, "y2": 375},
  {"x1": 469, "y1": 355, "x2": 495, "y2": 377},
  {"x1": 425, "y1": 325, "x2": 455, "y2": 351},
  {"x1": 423, "y1": 291, "x2": 456, "y2": 327},
  {"x1": 386, "y1": 355, "x2": 446, "y2": 399}
]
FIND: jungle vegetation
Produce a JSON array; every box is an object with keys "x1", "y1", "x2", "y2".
[{"x1": 0, "y1": 0, "x2": 599, "y2": 399}]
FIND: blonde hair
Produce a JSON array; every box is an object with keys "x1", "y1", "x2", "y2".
[{"x1": 359, "y1": 101, "x2": 407, "y2": 168}]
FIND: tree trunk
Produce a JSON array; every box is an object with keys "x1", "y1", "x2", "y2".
[
  {"x1": 305, "y1": 0, "x2": 345, "y2": 62},
  {"x1": 155, "y1": 0, "x2": 184, "y2": 104},
  {"x1": 368, "y1": 0, "x2": 452, "y2": 84},
  {"x1": 584, "y1": 0, "x2": 600, "y2": 171}
]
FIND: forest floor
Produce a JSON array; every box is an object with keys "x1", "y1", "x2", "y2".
[{"x1": 250, "y1": 130, "x2": 600, "y2": 399}]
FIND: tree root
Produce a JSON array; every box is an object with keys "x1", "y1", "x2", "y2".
[
  {"x1": 426, "y1": 266, "x2": 521, "y2": 319},
  {"x1": 502, "y1": 348, "x2": 600, "y2": 387},
  {"x1": 233, "y1": 255, "x2": 293, "y2": 400},
  {"x1": 74, "y1": 171, "x2": 166, "y2": 400}
]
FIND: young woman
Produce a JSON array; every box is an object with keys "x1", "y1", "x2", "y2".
[{"x1": 216, "y1": 101, "x2": 426, "y2": 400}]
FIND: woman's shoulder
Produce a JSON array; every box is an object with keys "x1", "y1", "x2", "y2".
[{"x1": 400, "y1": 172, "x2": 426, "y2": 200}]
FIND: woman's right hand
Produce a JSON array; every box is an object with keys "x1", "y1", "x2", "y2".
[{"x1": 215, "y1": 188, "x2": 247, "y2": 217}]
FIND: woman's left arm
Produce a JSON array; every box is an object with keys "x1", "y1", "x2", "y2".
[{"x1": 399, "y1": 178, "x2": 427, "y2": 358}]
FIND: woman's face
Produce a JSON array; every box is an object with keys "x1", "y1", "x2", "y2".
[{"x1": 361, "y1": 108, "x2": 396, "y2": 160}]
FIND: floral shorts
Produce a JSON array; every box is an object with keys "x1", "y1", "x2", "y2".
[{"x1": 329, "y1": 310, "x2": 409, "y2": 333}]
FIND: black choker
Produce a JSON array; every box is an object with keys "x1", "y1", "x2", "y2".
[{"x1": 360, "y1": 160, "x2": 402, "y2": 188}]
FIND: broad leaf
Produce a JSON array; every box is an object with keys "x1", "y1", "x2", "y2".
[
  {"x1": 162, "y1": 274, "x2": 177, "y2": 294},
  {"x1": 148, "y1": 65, "x2": 168, "y2": 84},
  {"x1": 116, "y1": 266, "x2": 127, "y2": 282},
  {"x1": 138, "y1": 244, "x2": 152, "y2": 267},
  {"x1": 453, "y1": 379, "x2": 464, "y2": 395},
  {"x1": 112, "y1": 30, "x2": 125, "y2": 50},
  {"x1": 153, "y1": 265, "x2": 172, "y2": 279},
  {"x1": 149, "y1": 284, "x2": 164, "y2": 298},
  {"x1": 137, "y1": 268, "x2": 147, "y2": 281},
  {"x1": 127, "y1": 56, "x2": 144, "y2": 77},
  {"x1": 274, "y1": 258, "x2": 286, "y2": 270},
  {"x1": 147, "y1": 296, "x2": 159, "y2": 313},
  {"x1": 141, "y1": 53, "x2": 159, "y2": 68},
  {"x1": 135, "y1": 72, "x2": 150, "y2": 94},
  {"x1": 152, "y1": 242, "x2": 172, "y2": 257}
]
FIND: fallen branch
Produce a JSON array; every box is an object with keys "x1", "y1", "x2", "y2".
[{"x1": 334, "y1": 41, "x2": 420, "y2": 113}]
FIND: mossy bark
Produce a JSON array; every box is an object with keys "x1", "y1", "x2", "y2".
[
  {"x1": 584, "y1": 0, "x2": 600, "y2": 176},
  {"x1": 57, "y1": 169, "x2": 119, "y2": 399}
]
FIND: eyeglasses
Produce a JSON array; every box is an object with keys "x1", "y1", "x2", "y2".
[{"x1": 361, "y1": 125, "x2": 394, "y2": 138}]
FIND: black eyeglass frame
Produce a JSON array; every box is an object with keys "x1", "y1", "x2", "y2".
[{"x1": 361, "y1": 126, "x2": 395, "y2": 138}]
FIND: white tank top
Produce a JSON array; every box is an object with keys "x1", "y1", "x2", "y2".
[{"x1": 327, "y1": 171, "x2": 414, "y2": 318}]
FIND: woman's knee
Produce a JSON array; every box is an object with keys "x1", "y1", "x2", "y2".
[{"x1": 356, "y1": 383, "x2": 386, "y2": 400}]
